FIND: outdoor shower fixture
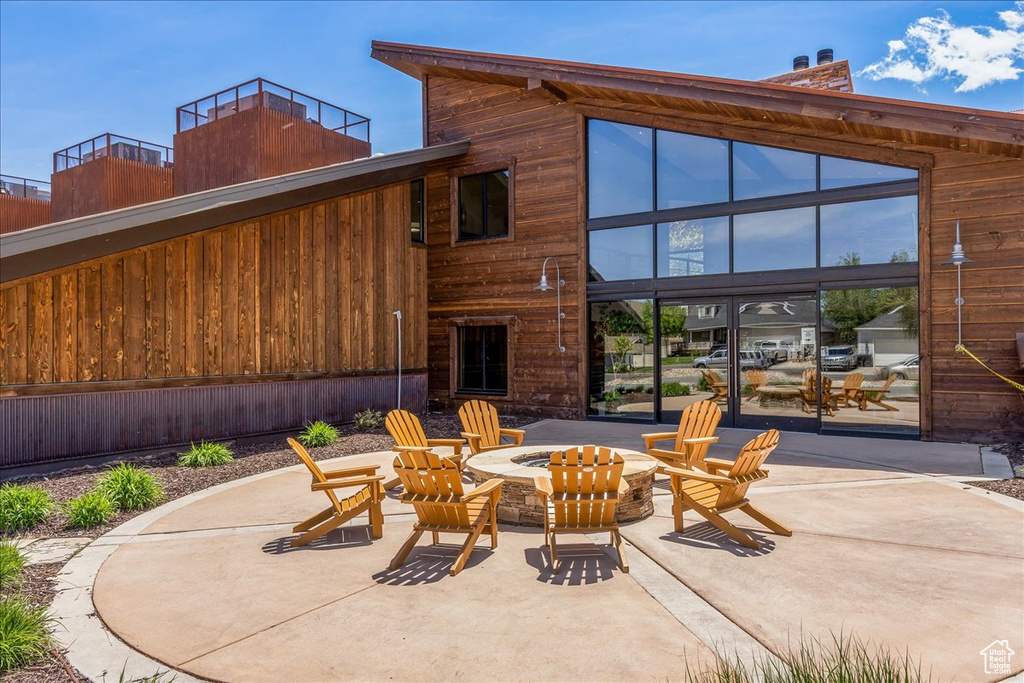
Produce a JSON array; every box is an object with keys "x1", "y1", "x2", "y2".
[
  {"x1": 534, "y1": 257, "x2": 566, "y2": 353},
  {"x1": 941, "y1": 220, "x2": 972, "y2": 349}
]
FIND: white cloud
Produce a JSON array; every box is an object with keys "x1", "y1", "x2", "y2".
[{"x1": 859, "y1": 2, "x2": 1024, "y2": 92}]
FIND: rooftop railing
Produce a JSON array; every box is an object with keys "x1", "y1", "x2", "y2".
[
  {"x1": 0, "y1": 174, "x2": 51, "y2": 201},
  {"x1": 175, "y1": 78, "x2": 370, "y2": 142},
  {"x1": 54, "y1": 134, "x2": 173, "y2": 173}
]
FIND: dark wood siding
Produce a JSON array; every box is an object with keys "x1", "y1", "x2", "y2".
[
  {"x1": 0, "y1": 181, "x2": 426, "y2": 395},
  {"x1": 0, "y1": 195, "x2": 51, "y2": 234},
  {"x1": 173, "y1": 108, "x2": 372, "y2": 196},
  {"x1": 50, "y1": 157, "x2": 174, "y2": 222},
  {"x1": 928, "y1": 153, "x2": 1024, "y2": 442}
]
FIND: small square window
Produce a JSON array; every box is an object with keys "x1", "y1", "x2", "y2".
[
  {"x1": 458, "y1": 170, "x2": 509, "y2": 241},
  {"x1": 456, "y1": 325, "x2": 508, "y2": 395},
  {"x1": 410, "y1": 179, "x2": 424, "y2": 243}
]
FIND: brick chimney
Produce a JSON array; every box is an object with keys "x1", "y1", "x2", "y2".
[{"x1": 760, "y1": 48, "x2": 853, "y2": 93}]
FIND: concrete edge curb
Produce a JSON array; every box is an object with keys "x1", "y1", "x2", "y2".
[
  {"x1": 50, "y1": 450, "x2": 395, "y2": 683},
  {"x1": 980, "y1": 447, "x2": 1015, "y2": 480}
]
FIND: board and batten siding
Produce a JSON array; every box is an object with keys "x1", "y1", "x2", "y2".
[
  {"x1": 0, "y1": 181, "x2": 426, "y2": 393},
  {"x1": 424, "y1": 76, "x2": 583, "y2": 418}
]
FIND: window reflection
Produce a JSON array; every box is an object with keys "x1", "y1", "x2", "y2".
[
  {"x1": 589, "y1": 225, "x2": 653, "y2": 281},
  {"x1": 656, "y1": 130, "x2": 729, "y2": 209},
  {"x1": 656, "y1": 217, "x2": 729, "y2": 277},
  {"x1": 733, "y1": 142, "x2": 816, "y2": 200},
  {"x1": 588, "y1": 300, "x2": 655, "y2": 418},
  {"x1": 820, "y1": 156, "x2": 917, "y2": 190},
  {"x1": 588, "y1": 120, "x2": 653, "y2": 218},
  {"x1": 820, "y1": 196, "x2": 918, "y2": 267},
  {"x1": 733, "y1": 207, "x2": 815, "y2": 272}
]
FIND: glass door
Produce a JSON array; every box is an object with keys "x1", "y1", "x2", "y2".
[
  {"x1": 658, "y1": 300, "x2": 732, "y2": 426},
  {"x1": 735, "y1": 295, "x2": 818, "y2": 431}
]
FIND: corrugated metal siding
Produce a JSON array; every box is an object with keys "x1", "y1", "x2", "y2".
[
  {"x1": 51, "y1": 157, "x2": 173, "y2": 222},
  {"x1": 0, "y1": 196, "x2": 50, "y2": 234},
  {"x1": 0, "y1": 373, "x2": 425, "y2": 468}
]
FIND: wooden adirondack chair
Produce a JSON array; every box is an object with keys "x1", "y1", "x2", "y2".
[
  {"x1": 457, "y1": 399, "x2": 526, "y2": 455},
  {"x1": 830, "y1": 372, "x2": 864, "y2": 407},
  {"x1": 702, "y1": 369, "x2": 728, "y2": 404},
  {"x1": 288, "y1": 438, "x2": 385, "y2": 548},
  {"x1": 534, "y1": 446, "x2": 629, "y2": 574},
  {"x1": 856, "y1": 373, "x2": 899, "y2": 412},
  {"x1": 385, "y1": 409, "x2": 466, "y2": 472},
  {"x1": 642, "y1": 400, "x2": 722, "y2": 472},
  {"x1": 388, "y1": 450, "x2": 504, "y2": 576},
  {"x1": 744, "y1": 369, "x2": 766, "y2": 402},
  {"x1": 665, "y1": 429, "x2": 791, "y2": 550},
  {"x1": 800, "y1": 374, "x2": 835, "y2": 416}
]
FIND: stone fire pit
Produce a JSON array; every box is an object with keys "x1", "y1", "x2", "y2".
[{"x1": 465, "y1": 444, "x2": 658, "y2": 527}]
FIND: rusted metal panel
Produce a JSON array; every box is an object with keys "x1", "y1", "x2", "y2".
[
  {"x1": 51, "y1": 157, "x2": 173, "y2": 222},
  {"x1": 0, "y1": 373, "x2": 425, "y2": 468},
  {"x1": 0, "y1": 195, "x2": 50, "y2": 234}
]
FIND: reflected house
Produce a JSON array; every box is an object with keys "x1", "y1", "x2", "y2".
[
  {"x1": 2, "y1": 44, "x2": 1022, "y2": 469},
  {"x1": 856, "y1": 306, "x2": 918, "y2": 368}
]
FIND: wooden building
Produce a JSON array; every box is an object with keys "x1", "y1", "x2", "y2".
[
  {"x1": 1, "y1": 43, "x2": 1021, "y2": 469},
  {"x1": 0, "y1": 176, "x2": 51, "y2": 234},
  {"x1": 370, "y1": 42, "x2": 1024, "y2": 443}
]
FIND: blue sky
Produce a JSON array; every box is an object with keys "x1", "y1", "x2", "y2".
[{"x1": 2, "y1": 1, "x2": 1022, "y2": 181}]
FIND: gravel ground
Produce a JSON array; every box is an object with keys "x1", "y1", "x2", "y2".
[
  {"x1": 968, "y1": 441, "x2": 1024, "y2": 501},
  {"x1": 0, "y1": 412, "x2": 534, "y2": 683}
]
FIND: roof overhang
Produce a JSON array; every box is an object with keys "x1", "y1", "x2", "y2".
[
  {"x1": 372, "y1": 41, "x2": 1024, "y2": 158},
  {"x1": 1, "y1": 141, "x2": 469, "y2": 283}
]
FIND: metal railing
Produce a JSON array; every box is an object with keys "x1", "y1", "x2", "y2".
[
  {"x1": 0, "y1": 173, "x2": 51, "y2": 201},
  {"x1": 53, "y1": 134, "x2": 173, "y2": 173},
  {"x1": 175, "y1": 78, "x2": 370, "y2": 142}
]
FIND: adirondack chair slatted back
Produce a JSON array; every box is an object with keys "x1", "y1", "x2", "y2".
[
  {"x1": 458, "y1": 400, "x2": 501, "y2": 449},
  {"x1": 393, "y1": 450, "x2": 470, "y2": 527},
  {"x1": 674, "y1": 400, "x2": 722, "y2": 457},
  {"x1": 879, "y1": 373, "x2": 897, "y2": 391},
  {"x1": 291, "y1": 438, "x2": 344, "y2": 511},
  {"x1": 386, "y1": 410, "x2": 428, "y2": 448},
  {"x1": 718, "y1": 429, "x2": 780, "y2": 508},
  {"x1": 548, "y1": 446, "x2": 624, "y2": 528},
  {"x1": 703, "y1": 369, "x2": 722, "y2": 385},
  {"x1": 843, "y1": 372, "x2": 865, "y2": 391}
]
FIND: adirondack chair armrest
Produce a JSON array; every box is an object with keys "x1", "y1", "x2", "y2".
[
  {"x1": 641, "y1": 431, "x2": 678, "y2": 448},
  {"x1": 322, "y1": 465, "x2": 380, "y2": 479},
  {"x1": 392, "y1": 445, "x2": 434, "y2": 453},
  {"x1": 426, "y1": 438, "x2": 466, "y2": 451},
  {"x1": 662, "y1": 466, "x2": 733, "y2": 485},
  {"x1": 311, "y1": 475, "x2": 385, "y2": 491},
  {"x1": 678, "y1": 436, "x2": 719, "y2": 445},
  {"x1": 702, "y1": 457, "x2": 734, "y2": 472},
  {"x1": 534, "y1": 476, "x2": 553, "y2": 499},
  {"x1": 648, "y1": 447, "x2": 688, "y2": 463},
  {"x1": 460, "y1": 431, "x2": 483, "y2": 441},
  {"x1": 499, "y1": 428, "x2": 526, "y2": 444},
  {"x1": 463, "y1": 478, "x2": 504, "y2": 502}
]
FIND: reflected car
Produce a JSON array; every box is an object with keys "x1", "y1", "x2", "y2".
[
  {"x1": 692, "y1": 349, "x2": 766, "y2": 371},
  {"x1": 887, "y1": 355, "x2": 920, "y2": 380},
  {"x1": 821, "y1": 346, "x2": 858, "y2": 371}
]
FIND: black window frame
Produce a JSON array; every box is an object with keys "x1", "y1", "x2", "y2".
[
  {"x1": 410, "y1": 178, "x2": 425, "y2": 244},
  {"x1": 451, "y1": 319, "x2": 513, "y2": 398},
  {"x1": 457, "y1": 169, "x2": 511, "y2": 242}
]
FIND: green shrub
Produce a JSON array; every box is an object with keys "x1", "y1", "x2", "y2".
[
  {"x1": 353, "y1": 409, "x2": 383, "y2": 430},
  {"x1": 0, "y1": 542, "x2": 26, "y2": 590},
  {"x1": 96, "y1": 463, "x2": 163, "y2": 511},
  {"x1": 684, "y1": 631, "x2": 928, "y2": 683},
  {"x1": 63, "y1": 492, "x2": 116, "y2": 529},
  {"x1": 0, "y1": 484, "x2": 54, "y2": 534},
  {"x1": 697, "y1": 376, "x2": 710, "y2": 392},
  {"x1": 662, "y1": 382, "x2": 691, "y2": 397},
  {"x1": 0, "y1": 595, "x2": 54, "y2": 673},
  {"x1": 177, "y1": 440, "x2": 234, "y2": 467},
  {"x1": 298, "y1": 420, "x2": 340, "y2": 448},
  {"x1": 602, "y1": 389, "x2": 622, "y2": 403}
]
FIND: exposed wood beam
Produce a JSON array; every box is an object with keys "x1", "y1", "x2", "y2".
[{"x1": 526, "y1": 77, "x2": 568, "y2": 102}]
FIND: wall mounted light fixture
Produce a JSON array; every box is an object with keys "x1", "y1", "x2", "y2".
[
  {"x1": 534, "y1": 257, "x2": 566, "y2": 353},
  {"x1": 941, "y1": 219, "x2": 972, "y2": 350}
]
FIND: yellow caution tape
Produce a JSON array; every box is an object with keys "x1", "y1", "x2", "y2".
[{"x1": 956, "y1": 344, "x2": 1024, "y2": 393}]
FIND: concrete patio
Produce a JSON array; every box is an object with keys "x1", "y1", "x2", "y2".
[{"x1": 54, "y1": 421, "x2": 1023, "y2": 682}]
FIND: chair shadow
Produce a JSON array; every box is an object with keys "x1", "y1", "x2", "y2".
[
  {"x1": 659, "y1": 523, "x2": 776, "y2": 558},
  {"x1": 262, "y1": 525, "x2": 376, "y2": 555},
  {"x1": 372, "y1": 543, "x2": 493, "y2": 585},
  {"x1": 523, "y1": 543, "x2": 618, "y2": 585}
]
